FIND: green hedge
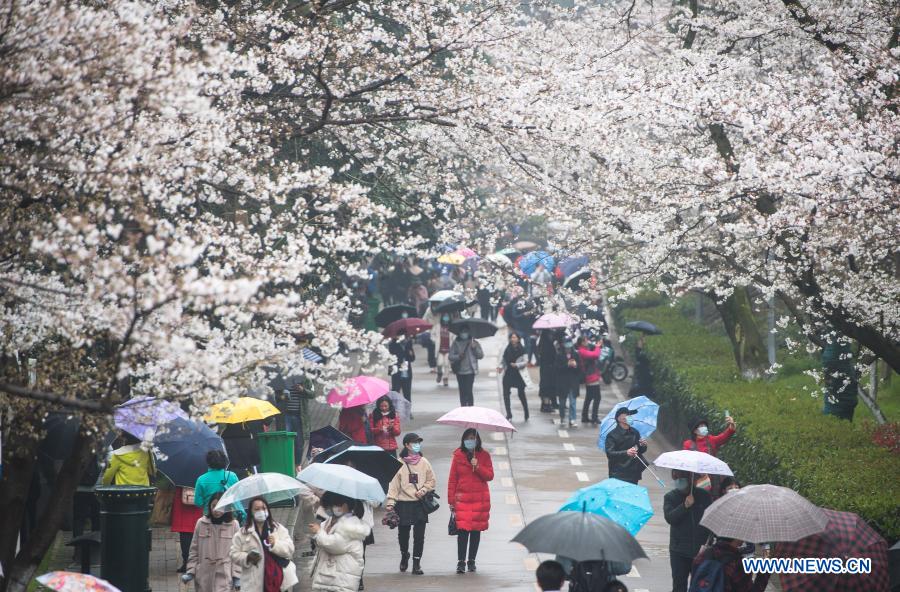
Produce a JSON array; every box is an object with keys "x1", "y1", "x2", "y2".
[{"x1": 615, "y1": 302, "x2": 900, "y2": 542}]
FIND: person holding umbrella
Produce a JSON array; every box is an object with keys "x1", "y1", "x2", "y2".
[
  {"x1": 537, "y1": 330, "x2": 558, "y2": 413},
  {"x1": 555, "y1": 335, "x2": 583, "y2": 428},
  {"x1": 498, "y1": 332, "x2": 529, "y2": 421},
  {"x1": 448, "y1": 323, "x2": 485, "y2": 407},
  {"x1": 388, "y1": 331, "x2": 416, "y2": 404},
  {"x1": 102, "y1": 432, "x2": 155, "y2": 486},
  {"x1": 371, "y1": 396, "x2": 401, "y2": 456},
  {"x1": 448, "y1": 428, "x2": 494, "y2": 574},
  {"x1": 230, "y1": 497, "x2": 297, "y2": 592},
  {"x1": 604, "y1": 408, "x2": 648, "y2": 484},
  {"x1": 182, "y1": 491, "x2": 240, "y2": 592},
  {"x1": 308, "y1": 492, "x2": 370, "y2": 592},
  {"x1": 664, "y1": 470, "x2": 712, "y2": 592},
  {"x1": 385, "y1": 433, "x2": 436, "y2": 576},
  {"x1": 338, "y1": 406, "x2": 371, "y2": 445}
]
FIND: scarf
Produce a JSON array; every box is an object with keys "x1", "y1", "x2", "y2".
[
  {"x1": 403, "y1": 453, "x2": 422, "y2": 465},
  {"x1": 503, "y1": 343, "x2": 525, "y2": 365}
]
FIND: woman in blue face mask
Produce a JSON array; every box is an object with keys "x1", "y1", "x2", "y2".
[
  {"x1": 447, "y1": 428, "x2": 494, "y2": 574},
  {"x1": 385, "y1": 433, "x2": 436, "y2": 576}
]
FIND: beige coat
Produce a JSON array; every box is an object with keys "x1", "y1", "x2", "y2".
[
  {"x1": 386, "y1": 458, "x2": 436, "y2": 506},
  {"x1": 186, "y1": 517, "x2": 240, "y2": 592},
  {"x1": 230, "y1": 522, "x2": 297, "y2": 592}
]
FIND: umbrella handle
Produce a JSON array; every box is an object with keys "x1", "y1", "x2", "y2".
[{"x1": 636, "y1": 454, "x2": 666, "y2": 488}]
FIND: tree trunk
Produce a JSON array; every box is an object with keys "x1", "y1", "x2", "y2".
[
  {"x1": 1, "y1": 433, "x2": 93, "y2": 592},
  {"x1": 714, "y1": 287, "x2": 769, "y2": 379}
]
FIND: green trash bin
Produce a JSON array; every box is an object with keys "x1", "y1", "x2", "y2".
[
  {"x1": 96, "y1": 485, "x2": 156, "y2": 592},
  {"x1": 257, "y1": 431, "x2": 296, "y2": 476}
]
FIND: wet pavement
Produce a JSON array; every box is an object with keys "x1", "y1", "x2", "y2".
[{"x1": 357, "y1": 319, "x2": 676, "y2": 592}]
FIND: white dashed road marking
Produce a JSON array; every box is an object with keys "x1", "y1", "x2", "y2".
[
  {"x1": 569, "y1": 457, "x2": 583, "y2": 466},
  {"x1": 563, "y1": 443, "x2": 576, "y2": 451},
  {"x1": 501, "y1": 477, "x2": 514, "y2": 487},
  {"x1": 576, "y1": 472, "x2": 590, "y2": 482},
  {"x1": 558, "y1": 430, "x2": 569, "y2": 438},
  {"x1": 505, "y1": 494, "x2": 518, "y2": 505}
]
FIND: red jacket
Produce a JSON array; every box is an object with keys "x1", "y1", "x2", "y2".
[
  {"x1": 578, "y1": 345, "x2": 601, "y2": 384},
  {"x1": 170, "y1": 487, "x2": 203, "y2": 533},
  {"x1": 338, "y1": 408, "x2": 369, "y2": 444},
  {"x1": 683, "y1": 425, "x2": 735, "y2": 457},
  {"x1": 447, "y1": 448, "x2": 494, "y2": 531},
  {"x1": 371, "y1": 415, "x2": 401, "y2": 451}
]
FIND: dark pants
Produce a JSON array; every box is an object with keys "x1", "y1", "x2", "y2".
[
  {"x1": 420, "y1": 334, "x2": 436, "y2": 368},
  {"x1": 503, "y1": 385, "x2": 528, "y2": 418},
  {"x1": 582, "y1": 384, "x2": 601, "y2": 422},
  {"x1": 179, "y1": 532, "x2": 192, "y2": 566},
  {"x1": 671, "y1": 552, "x2": 694, "y2": 592},
  {"x1": 457, "y1": 373, "x2": 475, "y2": 406},
  {"x1": 398, "y1": 522, "x2": 426, "y2": 558},
  {"x1": 457, "y1": 530, "x2": 481, "y2": 561},
  {"x1": 392, "y1": 372, "x2": 412, "y2": 402},
  {"x1": 479, "y1": 304, "x2": 491, "y2": 320},
  {"x1": 282, "y1": 414, "x2": 303, "y2": 463}
]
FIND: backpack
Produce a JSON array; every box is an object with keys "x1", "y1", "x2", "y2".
[
  {"x1": 688, "y1": 550, "x2": 728, "y2": 592},
  {"x1": 569, "y1": 560, "x2": 610, "y2": 592}
]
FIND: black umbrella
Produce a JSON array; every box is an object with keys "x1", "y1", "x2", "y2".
[
  {"x1": 624, "y1": 320, "x2": 662, "y2": 335},
  {"x1": 375, "y1": 304, "x2": 417, "y2": 328},
  {"x1": 323, "y1": 445, "x2": 403, "y2": 493},
  {"x1": 449, "y1": 318, "x2": 498, "y2": 339},
  {"x1": 307, "y1": 425, "x2": 352, "y2": 459},
  {"x1": 563, "y1": 268, "x2": 592, "y2": 291},
  {"x1": 433, "y1": 294, "x2": 470, "y2": 314},
  {"x1": 511, "y1": 510, "x2": 648, "y2": 563},
  {"x1": 889, "y1": 540, "x2": 900, "y2": 591}
]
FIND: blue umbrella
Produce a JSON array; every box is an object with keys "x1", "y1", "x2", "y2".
[
  {"x1": 598, "y1": 396, "x2": 659, "y2": 450},
  {"x1": 296, "y1": 463, "x2": 386, "y2": 503},
  {"x1": 518, "y1": 250, "x2": 556, "y2": 276},
  {"x1": 560, "y1": 478, "x2": 653, "y2": 536},
  {"x1": 154, "y1": 418, "x2": 225, "y2": 487},
  {"x1": 558, "y1": 255, "x2": 589, "y2": 278}
]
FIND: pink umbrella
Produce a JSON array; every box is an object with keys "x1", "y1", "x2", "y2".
[
  {"x1": 436, "y1": 406, "x2": 516, "y2": 433},
  {"x1": 454, "y1": 247, "x2": 478, "y2": 259},
  {"x1": 533, "y1": 312, "x2": 579, "y2": 330},
  {"x1": 327, "y1": 376, "x2": 390, "y2": 409}
]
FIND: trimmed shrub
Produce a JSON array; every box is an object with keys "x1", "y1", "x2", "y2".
[{"x1": 615, "y1": 302, "x2": 900, "y2": 542}]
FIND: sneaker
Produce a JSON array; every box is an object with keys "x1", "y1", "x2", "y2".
[
  {"x1": 456, "y1": 561, "x2": 465, "y2": 574},
  {"x1": 569, "y1": 421, "x2": 578, "y2": 428}
]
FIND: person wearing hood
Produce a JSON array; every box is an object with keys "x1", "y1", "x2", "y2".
[
  {"x1": 308, "y1": 492, "x2": 370, "y2": 592},
  {"x1": 604, "y1": 408, "x2": 648, "y2": 484},
  {"x1": 448, "y1": 429, "x2": 494, "y2": 574},
  {"x1": 102, "y1": 432, "x2": 155, "y2": 486},
  {"x1": 555, "y1": 336, "x2": 583, "y2": 428},
  {"x1": 683, "y1": 416, "x2": 736, "y2": 457},
  {"x1": 230, "y1": 497, "x2": 297, "y2": 592},
  {"x1": 536, "y1": 330, "x2": 559, "y2": 413},
  {"x1": 385, "y1": 433, "x2": 436, "y2": 576},
  {"x1": 448, "y1": 324, "x2": 484, "y2": 407},
  {"x1": 663, "y1": 470, "x2": 712, "y2": 592},
  {"x1": 182, "y1": 491, "x2": 240, "y2": 592},
  {"x1": 498, "y1": 332, "x2": 529, "y2": 421}
]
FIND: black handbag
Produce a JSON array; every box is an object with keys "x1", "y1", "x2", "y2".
[
  {"x1": 406, "y1": 463, "x2": 441, "y2": 514},
  {"x1": 448, "y1": 510, "x2": 458, "y2": 536}
]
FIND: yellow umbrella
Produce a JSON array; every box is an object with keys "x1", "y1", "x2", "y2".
[
  {"x1": 206, "y1": 397, "x2": 280, "y2": 424},
  {"x1": 437, "y1": 253, "x2": 466, "y2": 266}
]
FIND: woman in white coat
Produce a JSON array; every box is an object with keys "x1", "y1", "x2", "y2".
[
  {"x1": 230, "y1": 497, "x2": 298, "y2": 592},
  {"x1": 308, "y1": 492, "x2": 370, "y2": 592}
]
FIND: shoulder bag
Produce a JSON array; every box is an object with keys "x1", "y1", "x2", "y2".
[{"x1": 406, "y1": 463, "x2": 440, "y2": 514}]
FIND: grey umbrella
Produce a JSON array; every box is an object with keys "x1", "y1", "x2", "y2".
[
  {"x1": 700, "y1": 484, "x2": 828, "y2": 543},
  {"x1": 510, "y1": 510, "x2": 648, "y2": 563}
]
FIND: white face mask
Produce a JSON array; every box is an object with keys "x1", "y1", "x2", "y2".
[
  {"x1": 697, "y1": 425, "x2": 709, "y2": 437},
  {"x1": 253, "y1": 510, "x2": 268, "y2": 523},
  {"x1": 331, "y1": 507, "x2": 346, "y2": 518}
]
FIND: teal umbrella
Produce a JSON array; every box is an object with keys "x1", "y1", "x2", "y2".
[{"x1": 560, "y1": 478, "x2": 653, "y2": 535}]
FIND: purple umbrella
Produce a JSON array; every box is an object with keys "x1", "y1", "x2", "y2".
[{"x1": 114, "y1": 396, "x2": 188, "y2": 441}]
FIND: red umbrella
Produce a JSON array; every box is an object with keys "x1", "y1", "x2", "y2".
[
  {"x1": 382, "y1": 317, "x2": 432, "y2": 338},
  {"x1": 775, "y1": 509, "x2": 890, "y2": 592}
]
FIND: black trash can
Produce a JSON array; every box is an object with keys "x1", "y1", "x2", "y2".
[{"x1": 96, "y1": 485, "x2": 156, "y2": 592}]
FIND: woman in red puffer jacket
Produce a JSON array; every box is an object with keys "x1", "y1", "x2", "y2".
[
  {"x1": 447, "y1": 428, "x2": 493, "y2": 574},
  {"x1": 371, "y1": 396, "x2": 401, "y2": 456}
]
